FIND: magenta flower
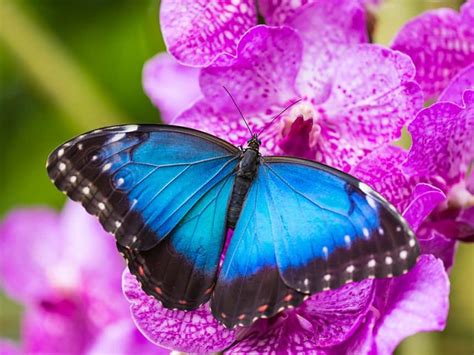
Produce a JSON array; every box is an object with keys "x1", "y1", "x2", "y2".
[
  {"x1": 166, "y1": 23, "x2": 422, "y2": 171},
  {"x1": 391, "y1": 0, "x2": 474, "y2": 101},
  {"x1": 159, "y1": 0, "x2": 380, "y2": 67},
  {"x1": 143, "y1": 52, "x2": 201, "y2": 121},
  {"x1": 122, "y1": 189, "x2": 449, "y2": 353},
  {"x1": 403, "y1": 64, "x2": 474, "y2": 243},
  {"x1": 0, "y1": 202, "x2": 163, "y2": 354}
]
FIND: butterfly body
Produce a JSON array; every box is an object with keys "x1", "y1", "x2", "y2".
[
  {"x1": 227, "y1": 137, "x2": 260, "y2": 229},
  {"x1": 47, "y1": 124, "x2": 419, "y2": 328}
]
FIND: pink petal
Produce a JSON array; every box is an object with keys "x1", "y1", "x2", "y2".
[
  {"x1": 88, "y1": 320, "x2": 169, "y2": 355},
  {"x1": 228, "y1": 314, "x2": 323, "y2": 353},
  {"x1": 174, "y1": 26, "x2": 303, "y2": 150},
  {"x1": 143, "y1": 53, "x2": 201, "y2": 122},
  {"x1": 122, "y1": 270, "x2": 236, "y2": 353},
  {"x1": 160, "y1": 0, "x2": 257, "y2": 66},
  {"x1": 402, "y1": 183, "x2": 446, "y2": 231},
  {"x1": 199, "y1": 25, "x2": 302, "y2": 115},
  {"x1": 372, "y1": 255, "x2": 450, "y2": 354},
  {"x1": 439, "y1": 63, "x2": 474, "y2": 106},
  {"x1": 259, "y1": 0, "x2": 380, "y2": 26},
  {"x1": 0, "y1": 208, "x2": 60, "y2": 302},
  {"x1": 230, "y1": 281, "x2": 374, "y2": 352},
  {"x1": 417, "y1": 228, "x2": 457, "y2": 270},
  {"x1": 404, "y1": 101, "x2": 474, "y2": 187},
  {"x1": 173, "y1": 99, "x2": 251, "y2": 147},
  {"x1": 352, "y1": 145, "x2": 414, "y2": 211},
  {"x1": 22, "y1": 302, "x2": 94, "y2": 354},
  {"x1": 0, "y1": 340, "x2": 20, "y2": 355},
  {"x1": 287, "y1": 1, "x2": 368, "y2": 101},
  {"x1": 315, "y1": 45, "x2": 423, "y2": 170},
  {"x1": 391, "y1": 2, "x2": 474, "y2": 100},
  {"x1": 59, "y1": 201, "x2": 124, "y2": 286},
  {"x1": 298, "y1": 280, "x2": 375, "y2": 347},
  {"x1": 335, "y1": 312, "x2": 377, "y2": 354}
]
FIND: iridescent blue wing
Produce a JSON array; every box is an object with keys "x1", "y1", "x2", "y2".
[
  {"x1": 47, "y1": 124, "x2": 239, "y2": 308},
  {"x1": 118, "y1": 173, "x2": 235, "y2": 308},
  {"x1": 212, "y1": 156, "x2": 419, "y2": 328},
  {"x1": 212, "y1": 170, "x2": 306, "y2": 328}
]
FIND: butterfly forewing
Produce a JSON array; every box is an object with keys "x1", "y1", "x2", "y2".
[{"x1": 47, "y1": 124, "x2": 240, "y2": 309}]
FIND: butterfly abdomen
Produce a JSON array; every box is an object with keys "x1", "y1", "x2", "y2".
[{"x1": 227, "y1": 148, "x2": 259, "y2": 229}]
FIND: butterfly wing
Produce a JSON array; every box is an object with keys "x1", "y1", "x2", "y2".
[
  {"x1": 118, "y1": 172, "x2": 236, "y2": 309},
  {"x1": 47, "y1": 124, "x2": 240, "y2": 308},
  {"x1": 47, "y1": 124, "x2": 239, "y2": 250},
  {"x1": 212, "y1": 156, "x2": 419, "y2": 328},
  {"x1": 211, "y1": 170, "x2": 306, "y2": 328}
]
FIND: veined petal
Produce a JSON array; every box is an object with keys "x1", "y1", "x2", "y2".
[
  {"x1": 199, "y1": 25, "x2": 302, "y2": 115},
  {"x1": 372, "y1": 255, "x2": 450, "y2": 354},
  {"x1": 404, "y1": 101, "x2": 474, "y2": 187},
  {"x1": 315, "y1": 45, "x2": 423, "y2": 170},
  {"x1": 160, "y1": 0, "x2": 257, "y2": 66},
  {"x1": 230, "y1": 281, "x2": 374, "y2": 352},
  {"x1": 352, "y1": 145, "x2": 414, "y2": 211},
  {"x1": 122, "y1": 270, "x2": 236, "y2": 353},
  {"x1": 289, "y1": 1, "x2": 368, "y2": 101},
  {"x1": 391, "y1": 2, "x2": 474, "y2": 100},
  {"x1": 439, "y1": 64, "x2": 474, "y2": 106},
  {"x1": 403, "y1": 183, "x2": 446, "y2": 231}
]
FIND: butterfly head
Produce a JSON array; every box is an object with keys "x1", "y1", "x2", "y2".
[{"x1": 246, "y1": 135, "x2": 261, "y2": 152}]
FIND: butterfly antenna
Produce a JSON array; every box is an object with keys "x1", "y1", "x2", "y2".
[
  {"x1": 256, "y1": 98, "x2": 303, "y2": 137},
  {"x1": 223, "y1": 86, "x2": 254, "y2": 136}
]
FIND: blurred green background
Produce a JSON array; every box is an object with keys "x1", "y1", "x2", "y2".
[{"x1": 0, "y1": 0, "x2": 472, "y2": 353}]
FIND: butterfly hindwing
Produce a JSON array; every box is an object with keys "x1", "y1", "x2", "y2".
[
  {"x1": 211, "y1": 172, "x2": 306, "y2": 328},
  {"x1": 118, "y1": 173, "x2": 236, "y2": 309},
  {"x1": 47, "y1": 124, "x2": 240, "y2": 250},
  {"x1": 261, "y1": 157, "x2": 419, "y2": 294},
  {"x1": 211, "y1": 156, "x2": 419, "y2": 328}
]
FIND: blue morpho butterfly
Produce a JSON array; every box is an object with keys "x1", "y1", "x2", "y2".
[{"x1": 47, "y1": 97, "x2": 419, "y2": 329}]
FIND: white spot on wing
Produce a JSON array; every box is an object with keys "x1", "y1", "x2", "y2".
[
  {"x1": 367, "y1": 196, "x2": 377, "y2": 208},
  {"x1": 109, "y1": 133, "x2": 125, "y2": 143},
  {"x1": 69, "y1": 176, "x2": 77, "y2": 183},
  {"x1": 102, "y1": 163, "x2": 112, "y2": 172},
  {"x1": 344, "y1": 235, "x2": 351, "y2": 246},
  {"x1": 346, "y1": 265, "x2": 355, "y2": 273},
  {"x1": 358, "y1": 182, "x2": 373, "y2": 195},
  {"x1": 58, "y1": 162, "x2": 66, "y2": 171},
  {"x1": 368, "y1": 259, "x2": 376, "y2": 268},
  {"x1": 98, "y1": 202, "x2": 105, "y2": 210},
  {"x1": 385, "y1": 256, "x2": 393, "y2": 265},
  {"x1": 323, "y1": 274, "x2": 331, "y2": 281},
  {"x1": 399, "y1": 250, "x2": 408, "y2": 259},
  {"x1": 83, "y1": 186, "x2": 90, "y2": 195},
  {"x1": 322, "y1": 246, "x2": 329, "y2": 260},
  {"x1": 362, "y1": 228, "x2": 370, "y2": 239},
  {"x1": 57, "y1": 148, "x2": 64, "y2": 157},
  {"x1": 121, "y1": 125, "x2": 139, "y2": 132}
]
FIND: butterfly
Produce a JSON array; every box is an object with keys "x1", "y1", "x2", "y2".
[{"x1": 46, "y1": 123, "x2": 419, "y2": 328}]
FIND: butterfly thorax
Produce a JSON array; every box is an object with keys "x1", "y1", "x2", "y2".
[{"x1": 226, "y1": 137, "x2": 260, "y2": 229}]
